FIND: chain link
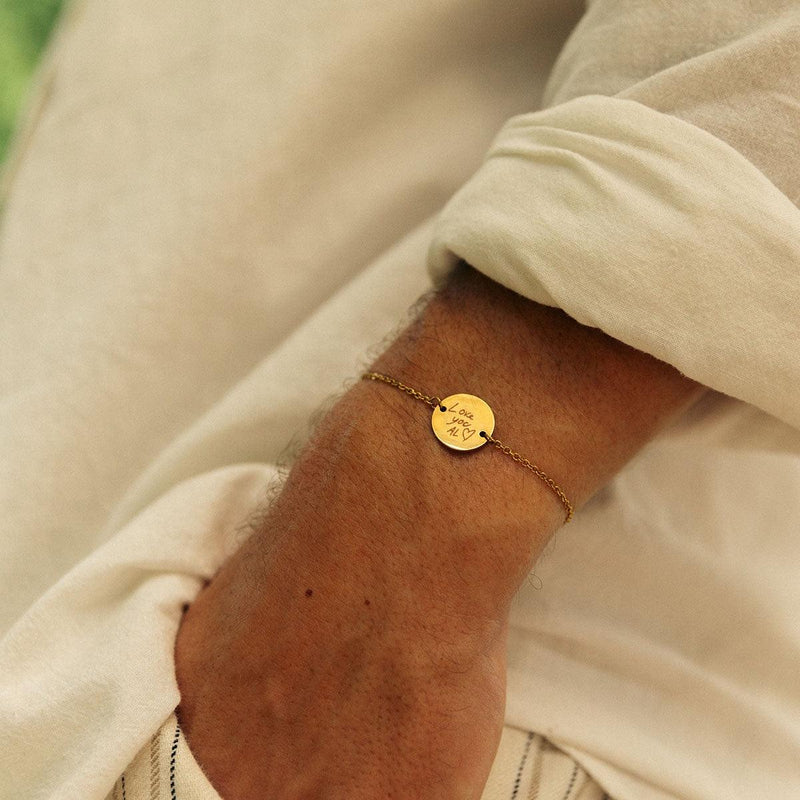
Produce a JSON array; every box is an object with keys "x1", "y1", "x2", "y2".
[
  {"x1": 480, "y1": 432, "x2": 573, "y2": 523},
  {"x1": 362, "y1": 371, "x2": 443, "y2": 410},
  {"x1": 362, "y1": 371, "x2": 574, "y2": 524}
]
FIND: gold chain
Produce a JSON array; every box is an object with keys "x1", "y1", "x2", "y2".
[
  {"x1": 362, "y1": 371, "x2": 574, "y2": 524},
  {"x1": 362, "y1": 372, "x2": 444, "y2": 410},
  {"x1": 479, "y1": 432, "x2": 573, "y2": 522}
]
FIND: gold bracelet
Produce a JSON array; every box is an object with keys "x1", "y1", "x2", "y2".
[{"x1": 361, "y1": 371, "x2": 574, "y2": 523}]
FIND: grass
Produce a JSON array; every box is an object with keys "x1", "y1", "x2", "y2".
[{"x1": 0, "y1": 0, "x2": 64, "y2": 163}]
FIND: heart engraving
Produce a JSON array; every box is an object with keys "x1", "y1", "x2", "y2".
[{"x1": 462, "y1": 428, "x2": 476, "y2": 441}]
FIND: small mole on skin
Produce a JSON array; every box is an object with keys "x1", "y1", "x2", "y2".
[
  {"x1": 305, "y1": 588, "x2": 313, "y2": 597},
  {"x1": 364, "y1": 598, "x2": 370, "y2": 606}
]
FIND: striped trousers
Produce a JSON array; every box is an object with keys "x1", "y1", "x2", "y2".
[{"x1": 108, "y1": 715, "x2": 611, "y2": 800}]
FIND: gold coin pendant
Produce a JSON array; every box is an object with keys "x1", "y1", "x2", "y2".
[{"x1": 431, "y1": 393, "x2": 495, "y2": 451}]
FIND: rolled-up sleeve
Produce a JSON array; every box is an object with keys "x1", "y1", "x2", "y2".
[{"x1": 429, "y1": 2, "x2": 800, "y2": 429}]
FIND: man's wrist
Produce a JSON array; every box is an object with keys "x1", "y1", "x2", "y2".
[
  {"x1": 263, "y1": 260, "x2": 700, "y2": 619},
  {"x1": 270, "y1": 377, "x2": 558, "y2": 620}
]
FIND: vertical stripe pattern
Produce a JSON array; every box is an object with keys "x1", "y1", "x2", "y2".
[
  {"x1": 149, "y1": 729, "x2": 160, "y2": 800},
  {"x1": 169, "y1": 721, "x2": 180, "y2": 800},
  {"x1": 528, "y1": 735, "x2": 545, "y2": 799},
  {"x1": 105, "y1": 716, "x2": 615, "y2": 800},
  {"x1": 511, "y1": 732, "x2": 536, "y2": 800}
]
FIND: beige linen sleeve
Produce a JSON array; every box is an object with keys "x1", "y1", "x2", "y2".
[{"x1": 428, "y1": 1, "x2": 800, "y2": 429}]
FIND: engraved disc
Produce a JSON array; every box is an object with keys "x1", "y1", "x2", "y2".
[{"x1": 431, "y1": 393, "x2": 495, "y2": 451}]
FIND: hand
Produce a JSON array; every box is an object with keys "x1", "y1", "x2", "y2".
[{"x1": 176, "y1": 385, "x2": 515, "y2": 799}]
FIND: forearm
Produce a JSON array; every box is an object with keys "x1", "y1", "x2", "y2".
[
  {"x1": 270, "y1": 261, "x2": 702, "y2": 613},
  {"x1": 176, "y1": 263, "x2": 703, "y2": 797}
]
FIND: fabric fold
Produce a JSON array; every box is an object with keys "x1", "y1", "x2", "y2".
[
  {"x1": 428, "y1": 93, "x2": 800, "y2": 430},
  {"x1": 0, "y1": 465, "x2": 273, "y2": 800}
]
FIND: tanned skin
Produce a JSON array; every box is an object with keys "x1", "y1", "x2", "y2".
[{"x1": 175, "y1": 262, "x2": 702, "y2": 799}]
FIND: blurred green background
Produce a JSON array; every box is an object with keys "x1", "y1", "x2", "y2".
[{"x1": 0, "y1": 0, "x2": 64, "y2": 165}]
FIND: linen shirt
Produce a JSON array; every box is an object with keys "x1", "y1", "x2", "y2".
[{"x1": 1, "y1": 1, "x2": 799, "y2": 798}]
